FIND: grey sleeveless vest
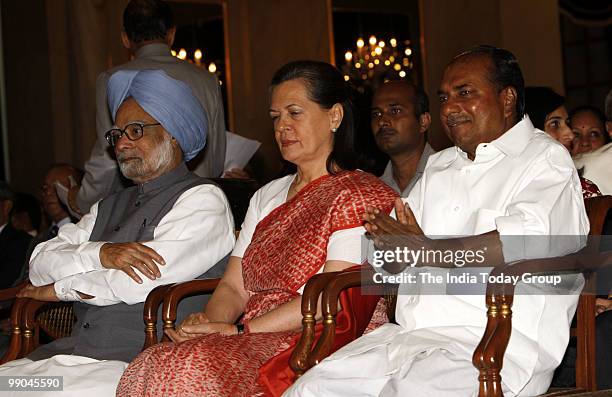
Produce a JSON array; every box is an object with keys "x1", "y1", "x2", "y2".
[{"x1": 28, "y1": 163, "x2": 228, "y2": 362}]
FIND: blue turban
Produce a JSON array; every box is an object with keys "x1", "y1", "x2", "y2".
[{"x1": 107, "y1": 69, "x2": 207, "y2": 161}]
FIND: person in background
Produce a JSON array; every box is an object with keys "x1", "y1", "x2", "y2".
[
  {"x1": 0, "y1": 182, "x2": 32, "y2": 289},
  {"x1": 524, "y1": 86, "x2": 573, "y2": 149},
  {"x1": 69, "y1": 0, "x2": 226, "y2": 216},
  {"x1": 41, "y1": 164, "x2": 84, "y2": 235},
  {"x1": 371, "y1": 80, "x2": 435, "y2": 197},
  {"x1": 10, "y1": 193, "x2": 42, "y2": 237},
  {"x1": 571, "y1": 105, "x2": 609, "y2": 156},
  {"x1": 524, "y1": 87, "x2": 600, "y2": 198},
  {"x1": 573, "y1": 105, "x2": 612, "y2": 195},
  {"x1": 0, "y1": 70, "x2": 235, "y2": 397}
]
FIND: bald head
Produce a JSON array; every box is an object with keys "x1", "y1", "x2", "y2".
[{"x1": 42, "y1": 164, "x2": 83, "y2": 222}]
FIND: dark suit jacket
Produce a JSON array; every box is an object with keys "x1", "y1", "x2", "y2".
[{"x1": 0, "y1": 223, "x2": 32, "y2": 289}]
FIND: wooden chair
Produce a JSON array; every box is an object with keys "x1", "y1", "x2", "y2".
[
  {"x1": 473, "y1": 196, "x2": 612, "y2": 396},
  {"x1": 140, "y1": 265, "x2": 386, "y2": 396},
  {"x1": 0, "y1": 299, "x2": 76, "y2": 364},
  {"x1": 142, "y1": 279, "x2": 220, "y2": 349},
  {"x1": 1, "y1": 279, "x2": 220, "y2": 364},
  {"x1": 290, "y1": 267, "x2": 394, "y2": 376},
  {"x1": 292, "y1": 196, "x2": 612, "y2": 396}
]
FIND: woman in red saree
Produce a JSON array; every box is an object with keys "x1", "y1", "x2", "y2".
[{"x1": 116, "y1": 61, "x2": 397, "y2": 397}]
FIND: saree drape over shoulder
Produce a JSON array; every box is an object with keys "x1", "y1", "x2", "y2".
[{"x1": 116, "y1": 170, "x2": 397, "y2": 397}]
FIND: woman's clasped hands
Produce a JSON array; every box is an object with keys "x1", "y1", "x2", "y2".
[{"x1": 165, "y1": 312, "x2": 238, "y2": 343}]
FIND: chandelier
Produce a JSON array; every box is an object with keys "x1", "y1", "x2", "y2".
[
  {"x1": 340, "y1": 35, "x2": 414, "y2": 91},
  {"x1": 171, "y1": 48, "x2": 223, "y2": 86}
]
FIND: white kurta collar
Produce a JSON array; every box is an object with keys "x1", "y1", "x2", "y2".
[{"x1": 453, "y1": 116, "x2": 536, "y2": 162}]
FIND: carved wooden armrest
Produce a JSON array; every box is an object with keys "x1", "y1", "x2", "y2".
[
  {"x1": 0, "y1": 297, "x2": 72, "y2": 364},
  {"x1": 473, "y1": 251, "x2": 612, "y2": 397},
  {"x1": 307, "y1": 270, "x2": 364, "y2": 368},
  {"x1": 142, "y1": 284, "x2": 175, "y2": 350},
  {"x1": 289, "y1": 271, "x2": 341, "y2": 377},
  {"x1": 160, "y1": 279, "x2": 220, "y2": 337},
  {"x1": 22, "y1": 300, "x2": 72, "y2": 356},
  {"x1": 0, "y1": 297, "x2": 30, "y2": 364}
]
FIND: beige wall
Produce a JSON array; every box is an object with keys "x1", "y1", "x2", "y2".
[
  {"x1": 224, "y1": 0, "x2": 333, "y2": 180},
  {"x1": 420, "y1": 0, "x2": 564, "y2": 150},
  {"x1": 2, "y1": 0, "x2": 564, "y2": 193},
  {"x1": 499, "y1": 0, "x2": 564, "y2": 93},
  {"x1": 3, "y1": 0, "x2": 332, "y2": 192},
  {"x1": 2, "y1": 0, "x2": 128, "y2": 194}
]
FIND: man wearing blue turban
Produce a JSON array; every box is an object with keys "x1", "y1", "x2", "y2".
[
  {"x1": 68, "y1": 0, "x2": 226, "y2": 216},
  {"x1": 3, "y1": 69, "x2": 235, "y2": 389},
  {"x1": 107, "y1": 69, "x2": 209, "y2": 163}
]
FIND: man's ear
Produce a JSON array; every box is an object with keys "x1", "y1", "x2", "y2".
[
  {"x1": 502, "y1": 86, "x2": 518, "y2": 120},
  {"x1": 120, "y1": 31, "x2": 132, "y2": 50},
  {"x1": 165, "y1": 27, "x2": 176, "y2": 47},
  {"x1": 330, "y1": 103, "x2": 344, "y2": 131},
  {"x1": 419, "y1": 112, "x2": 432, "y2": 134}
]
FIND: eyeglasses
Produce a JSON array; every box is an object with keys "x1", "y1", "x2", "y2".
[{"x1": 104, "y1": 122, "x2": 161, "y2": 147}]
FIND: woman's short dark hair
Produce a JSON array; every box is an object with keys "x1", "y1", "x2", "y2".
[
  {"x1": 270, "y1": 60, "x2": 357, "y2": 173},
  {"x1": 570, "y1": 105, "x2": 611, "y2": 144},
  {"x1": 454, "y1": 45, "x2": 525, "y2": 123},
  {"x1": 123, "y1": 0, "x2": 174, "y2": 44},
  {"x1": 524, "y1": 87, "x2": 565, "y2": 130}
]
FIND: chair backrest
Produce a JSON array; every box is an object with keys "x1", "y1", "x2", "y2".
[
  {"x1": 209, "y1": 178, "x2": 259, "y2": 229},
  {"x1": 36, "y1": 304, "x2": 76, "y2": 340},
  {"x1": 573, "y1": 195, "x2": 612, "y2": 391}
]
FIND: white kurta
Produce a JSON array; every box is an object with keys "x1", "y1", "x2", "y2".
[
  {"x1": 0, "y1": 184, "x2": 236, "y2": 396},
  {"x1": 285, "y1": 117, "x2": 589, "y2": 397},
  {"x1": 29, "y1": 184, "x2": 236, "y2": 305}
]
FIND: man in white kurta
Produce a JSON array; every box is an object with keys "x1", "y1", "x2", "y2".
[
  {"x1": 0, "y1": 70, "x2": 235, "y2": 396},
  {"x1": 286, "y1": 46, "x2": 588, "y2": 397}
]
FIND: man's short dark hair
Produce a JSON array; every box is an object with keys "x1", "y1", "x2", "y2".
[
  {"x1": 123, "y1": 0, "x2": 174, "y2": 44},
  {"x1": 378, "y1": 80, "x2": 429, "y2": 119},
  {"x1": 454, "y1": 45, "x2": 525, "y2": 122}
]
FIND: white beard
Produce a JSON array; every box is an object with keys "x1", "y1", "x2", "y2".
[{"x1": 117, "y1": 134, "x2": 174, "y2": 181}]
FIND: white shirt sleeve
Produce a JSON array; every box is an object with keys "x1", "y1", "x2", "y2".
[
  {"x1": 496, "y1": 146, "x2": 589, "y2": 261},
  {"x1": 294, "y1": 226, "x2": 367, "y2": 295},
  {"x1": 29, "y1": 202, "x2": 105, "y2": 285},
  {"x1": 325, "y1": 226, "x2": 366, "y2": 264},
  {"x1": 51, "y1": 184, "x2": 236, "y2": 305}
]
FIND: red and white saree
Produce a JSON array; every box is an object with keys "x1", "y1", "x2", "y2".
[{"x1": 116, "y1": 170, "x2": 397, "y2": 396}]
